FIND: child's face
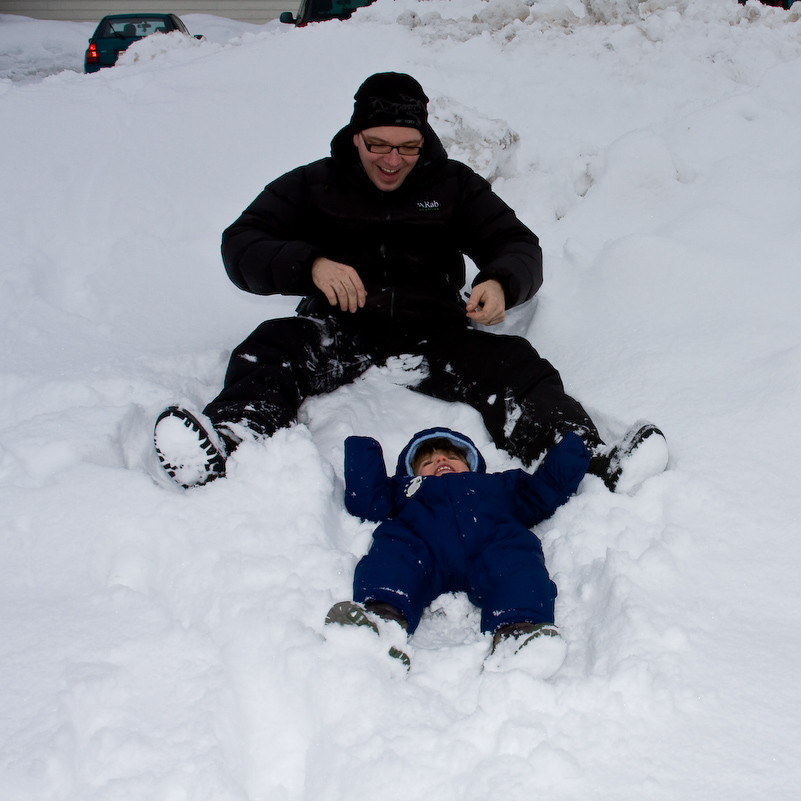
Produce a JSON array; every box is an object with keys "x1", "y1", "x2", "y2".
[{"x1": 414, "y1": 449, "x2": 470, "y2": 477}]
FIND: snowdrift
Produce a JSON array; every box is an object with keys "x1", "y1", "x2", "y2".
[{"x1": 1, "y1": 2, "x2": 800, "y2": 799}]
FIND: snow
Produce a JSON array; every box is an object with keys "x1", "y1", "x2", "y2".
[{"x1": 1, "y1": 1, "x2": 800, "y2": 798}]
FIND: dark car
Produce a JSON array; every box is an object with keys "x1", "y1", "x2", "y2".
[
  {"x1": 84, "y1": 13, "x2": 202, "y2": 73},
  {"x1": 738, "y1": 0, "x2": 796, "y2": 6},
  {"x1": 280, "y1": 0, "x2": 377, "y2": 27}
]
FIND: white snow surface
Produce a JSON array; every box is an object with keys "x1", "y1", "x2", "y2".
[{"x1": 2, "y1": 1, "x2": 801, "y2": 799}]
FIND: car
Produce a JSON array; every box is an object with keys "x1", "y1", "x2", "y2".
[
  {"x1": 280, "y1": 0, "x2": 377, "y2": 27},
  {"x1": 84, "y1": 13, "x2": 202, "y2": 73},
  {"x1": 738, "y1": 0, "x2": 796, "y2": 7}
]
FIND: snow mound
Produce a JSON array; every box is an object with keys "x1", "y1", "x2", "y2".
[
  {"x1": 2, "y1": 4, "x2": 801, "y2": 800},
  {"x1": 116, "y1": 30, "x2": 209, "y2": 69}
]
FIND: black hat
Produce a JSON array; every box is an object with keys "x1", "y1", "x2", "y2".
[{"x1": 349, "y1": 72, "x2": 429, "y2": 132}]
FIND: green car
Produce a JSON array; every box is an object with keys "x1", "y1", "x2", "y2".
[
  {"x1": 280, "y1": 0, "x2": 377, "y2": 27},
  {"x1": 84, "y1": 13, "x2": 202, "y2": 73}
]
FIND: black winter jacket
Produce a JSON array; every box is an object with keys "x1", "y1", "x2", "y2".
[{"x1": 221, "y1": 124, "x2": 543, "y2": 328}]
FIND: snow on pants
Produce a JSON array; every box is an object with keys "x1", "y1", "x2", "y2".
[
  {"x1": 352, "y1": 517, "x2": 557, "y2": 634},
  {"x1": 203, "y1": 314, "x2": 601, "y2": 463}
]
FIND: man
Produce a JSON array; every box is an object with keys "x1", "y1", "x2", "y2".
[{"x1": 154, "y1": 72, "x2": 667, "y2": 490}]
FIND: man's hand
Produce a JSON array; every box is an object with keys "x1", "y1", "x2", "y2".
[
  {"x1": 311, "y1": 257, "x2": 366, "y2": 313},
  {"x1": 466, "y1": 279, "x2": 506, "y2": 325}
]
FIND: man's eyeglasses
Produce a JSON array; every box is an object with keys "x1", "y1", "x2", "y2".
[{"x1": 360, "y1": 134, "x2": 423, "y2": 156}]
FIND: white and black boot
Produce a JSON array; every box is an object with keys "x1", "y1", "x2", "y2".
[
  {"x1": 591, "y1": 422, "x2": 669, "y2": 493},
  {"x1": 154, "y1": 406, "x2": 232, "y2": 489}
]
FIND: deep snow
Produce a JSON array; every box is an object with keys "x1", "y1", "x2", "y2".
[{"x1": 1, "y1": 1, "x2": 801, "y2": 799}]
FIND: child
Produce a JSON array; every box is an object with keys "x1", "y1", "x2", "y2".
[{"x1": 326, "y1": 427, "x2": 589, "y2": 671}]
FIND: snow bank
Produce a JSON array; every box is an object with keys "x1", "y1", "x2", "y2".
[{"x1": 1, "y1": 2, "x2": 801, "y2": 800}]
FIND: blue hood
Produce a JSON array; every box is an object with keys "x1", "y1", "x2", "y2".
[{"x1": 396, "y1": 428, "x2": 486, "y2": 477}]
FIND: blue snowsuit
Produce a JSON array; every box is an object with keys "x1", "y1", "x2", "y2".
[{"x1": 345, "y1": 428, "x2": 590, "y2": 634}]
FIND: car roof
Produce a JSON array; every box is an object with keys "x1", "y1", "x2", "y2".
[{"x1": 99, "y1": 13, "x2": 175, "y2": 21}]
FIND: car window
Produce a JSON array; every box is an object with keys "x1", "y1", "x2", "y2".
[
  {"x1": 335, "y1": 0, "x2": 375, "y2": 10},
  {"x1": 170, "y1": 15, "x2": 190, "y2": 34},
  {"x1": 98, "y1": 18, "x2": 174, "y2": 38},
  {"x1": 330, "y1": 0, "x2": 374, "y2": 16},
  {"x1": 303, "y1": 0, "x2": 375, "y2": 22}
]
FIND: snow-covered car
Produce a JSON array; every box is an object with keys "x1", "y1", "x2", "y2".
[
  {"x1": 280, "y1": 0, "x2": 377, "y2": 27},
  {"x1": 84, "y1": 14, "x2": 202, "y2": 73}
]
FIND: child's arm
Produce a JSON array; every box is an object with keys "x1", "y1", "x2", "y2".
[
  {"x1": 514, "y1": 432, "x2": 590, "y2": 526},
  {"x1": 344, "y1": 436, "x2": 396, "y2": 522}
]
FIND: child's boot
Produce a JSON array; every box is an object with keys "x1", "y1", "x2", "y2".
[
  {"x1": 484, "y1": 622, "x2": 566, "y2": 678},
  {"x1": 325, "y1": 601, "x2": 411, "y2": 670}
]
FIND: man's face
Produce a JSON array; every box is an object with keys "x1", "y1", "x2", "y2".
[
  {"x1": 414, "y1": 449, "x2": 470, "y2": 478},
  {"x1": 353, "y1": 126, "x2": 423, "y2": 192}
]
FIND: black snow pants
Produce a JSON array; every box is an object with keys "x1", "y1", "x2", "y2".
[{"x1": 203, "y1": 314, "x2": 601, "y2": 465}]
